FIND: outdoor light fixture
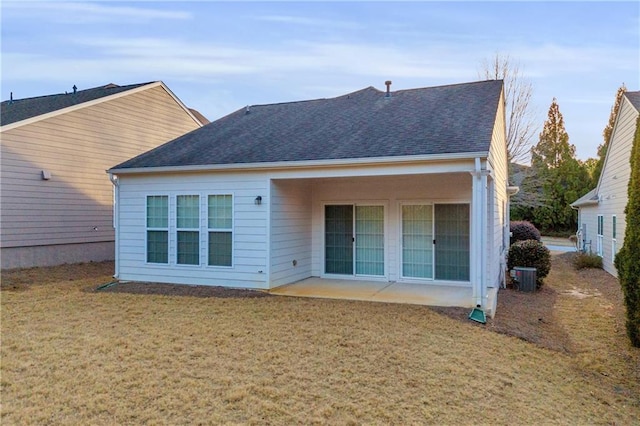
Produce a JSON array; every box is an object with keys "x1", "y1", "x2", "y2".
[{"x1": 255, "y1": 196, "x2": 262, "y2": 205}]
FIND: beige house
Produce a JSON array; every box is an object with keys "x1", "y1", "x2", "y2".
[
  {"x1": 571, "y1": 90, "x2": 640, "y2": 276},
  {"x1": 1, "y1": 81, "x2": 205, "y2": 269}
]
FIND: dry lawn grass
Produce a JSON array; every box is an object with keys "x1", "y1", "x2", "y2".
[{"x1": 2, "y1": 255, "x2": 639, "y2": 425}]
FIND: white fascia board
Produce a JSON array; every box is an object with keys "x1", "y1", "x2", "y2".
[
  {"x1": 507, "y1": 186, "x2": 520, "y2": 196},
  {"x1": 1, "y1": 81, "x2": 202, "y2": 132},
  {"x1": 570, "y1": 199, "x2": 599, "y2": 208},
  {"x1": 108, "y1": 151, "x2": 489, "y2": 175}
]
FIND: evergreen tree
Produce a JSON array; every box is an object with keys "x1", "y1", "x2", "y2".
[
  {"x1": 614, "y1": 115, "x2": 640, "y2": 347},
  {"x1": 530, "y1": 99, "x2": 590, "y2": 233},
  {"x1": 582, "y1": 157, "x2": 599, "y2": 189},
  {"x1": 594, "y1": 84, "x2": 627, "y2": 182}
]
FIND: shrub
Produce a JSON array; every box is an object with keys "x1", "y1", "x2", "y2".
[
  {"x1": 507, "y1": 239, "x2": 551, "y2": 289},
  {"x1": 573, "y1": 252, "x2": 603, "y2": 270},
  {"x1": 614, "y1": 114, "x2": 640, "y2": 347},
  {"x1": 510, "y1": 221, "x2": 542, "y2": 245}
]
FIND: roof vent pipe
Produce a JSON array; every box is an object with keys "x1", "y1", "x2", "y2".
[
  {"x1": 385, "y1": 80, "x2": 392, "y2": 97},
  {"x1": 9, "y1": 92, "x2": 13, "y2": 104}
]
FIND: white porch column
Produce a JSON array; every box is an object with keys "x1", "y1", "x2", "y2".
[{"x1": 470, "y1": 158, "x2": 490, "y2": 308}]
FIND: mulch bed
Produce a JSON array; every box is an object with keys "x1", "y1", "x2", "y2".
[{"x1": 429, "y1": 284, "x2": 571, "y2": 352}]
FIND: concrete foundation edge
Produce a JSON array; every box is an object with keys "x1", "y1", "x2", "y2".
[{"x1": 1, "y1": 241, "x2": 115, "y2": 270}]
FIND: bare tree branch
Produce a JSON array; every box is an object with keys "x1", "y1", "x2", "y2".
[{"x1": 479, "y1": 53, "x2": 538, "y2": 164}]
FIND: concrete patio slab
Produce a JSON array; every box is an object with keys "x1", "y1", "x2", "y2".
[{"x1": 270, "y1": 278, "x2": 495, "y2": 313}]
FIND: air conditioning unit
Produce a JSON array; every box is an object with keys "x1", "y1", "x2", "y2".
[{"x1": 513, "y1": 267, "x2": 537, "y2": 292}]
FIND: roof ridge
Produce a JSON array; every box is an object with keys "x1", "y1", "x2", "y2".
[
  {"x1": 1, "y1": 81, "x2": 159, "y2": 126},
  {"x1": 394, "y1": 79, "x2": 503, "y2": 94},
  {"x1": 247, "y1": 86, "x2": 380, "y2": 109},
  {"x1": 1, "y1": 81, "x2": 155, "y2": 104}
]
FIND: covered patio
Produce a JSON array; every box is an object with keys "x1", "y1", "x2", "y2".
[{"x1": 270, "y1": 278, "x2": 498, "y2": 317}]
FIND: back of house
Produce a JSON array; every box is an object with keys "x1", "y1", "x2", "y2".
[
  {"x1": 572, "y1": 90, "x2": 640, "y2": 276},
  {"x1": 108, "y1": 79, "x2": 511, "y2": 315},
  {"x1": 0, "y1": 81, "x2": 204, "y2": 269}
]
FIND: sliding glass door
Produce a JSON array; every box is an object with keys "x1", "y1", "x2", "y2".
[
  {"x1": 401, "y1": 203, "x2": 469, "y2": 282},
  {"x1": 325, "y1": 205, "x2": 384, "y2": 276}
]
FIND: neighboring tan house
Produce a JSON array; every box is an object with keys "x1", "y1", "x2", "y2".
[
  {"x1": 108, "y1": 80, "x2": 510, "y2": 314},
  {"x1": 571, "y1": 90, "x2": 640, "y2": 277},
  {"x1": 1, "y1": 81, "x2": 205, "y2": 269}
]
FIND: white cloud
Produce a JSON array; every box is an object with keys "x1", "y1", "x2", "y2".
[
  {"x1": 2, "y1": 1, "x2": 192, "y2": 23},
  {"x1": 250, "y1": 14, "x2": 364, "y2": 30},
  {"x1": 56, "y1": 36, "x2": 477, "y2": 81},
  {"x1": 512, "y1": 43, "x2": 638, "y2": 77}
]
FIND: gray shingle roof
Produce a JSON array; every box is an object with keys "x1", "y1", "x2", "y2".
[
  {"x1": 1, "y1": 82, "x2": 154, "y2": 126},
  {"x1": 570, "y1": 188, "x2": 599, "y2": 207},
  {"x1": 111, "y1": 79, "x2": 503, "y2": 170},
  {"x1": 625, "y1": 91, "x2": 640, "y2": 112}
]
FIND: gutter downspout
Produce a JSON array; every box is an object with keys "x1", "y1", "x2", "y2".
[{"x1": 109, "y1": 173, "x2": 119, "y2": 279}]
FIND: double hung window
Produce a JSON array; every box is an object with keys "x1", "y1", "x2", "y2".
[
  {"x1": 146, "y1": 196, "x2": 169, "y2": 264},
  {"x1": 597, "y1": 215, "x2": 604, "y2": 257},
  {"x1": 208, "y1": 195, "x2": 233, "y2": 267},
  {"x1": 177, "y1": 195, "x2": 200, "y2": 265},
  {"x1": 145, "y1": 194, "x2": 233, "y2": 266}
]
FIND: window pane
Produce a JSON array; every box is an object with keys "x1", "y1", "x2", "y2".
[
  {"x1": 177, "y1": 231, "x2": 199, "y2": 265},
  {"x1": 177, "y1": 195, "x2": 200, "y2": 229},
  {"x1": 208, "y1": 195, "x2": 232, "y2": 229},
  {"x1": 402, "y1": 205, "x2": 433, "y2": 279},
  {"x1": 355, "y1": 206, "x2": 384, "y2": 276},
  {"x1": 598, "y1": 216, "x2": 604, "y2": 235},
  {"x1": 209, "y1": 231, "x2": 232, "y2": 266},
  {"x1": 147, "y1": 230, "x2": 168, "y2": 263},
  {"x1": 325, "y1": 205, "x2": 353, "y2": 275},
  {"x1": 147, "y1": 196, "x2": 168, "y2": 228},
  {"x1": 613, "y1": 216, "x2": 617, "y2": 238},
  {"x1": 434, "y1": 204, "x2": 470, "y2": 281}
]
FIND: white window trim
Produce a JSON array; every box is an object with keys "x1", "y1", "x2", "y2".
[
  {"x1": 207, "y1": 193, "x2": 235, "y2": 269},
  {"x1": 143, "y1": 192, "x2": 235, "y2": 268},
  {"x1": 597, "y1": 214, "x2": 604, "y2": 258},
  {"x1": 145, "y1": 194, "x2": 169, "y2": 265},
  {"x1": 612, "y1": 215, "x2": 617, "y2": 262},
  {"x1": 176, "y1": 194, "x2": 201, "y2": 266}
]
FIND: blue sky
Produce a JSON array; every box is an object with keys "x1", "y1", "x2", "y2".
[{"x1": 2, "y1": 1, "x2": 638, "y2": 162}]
